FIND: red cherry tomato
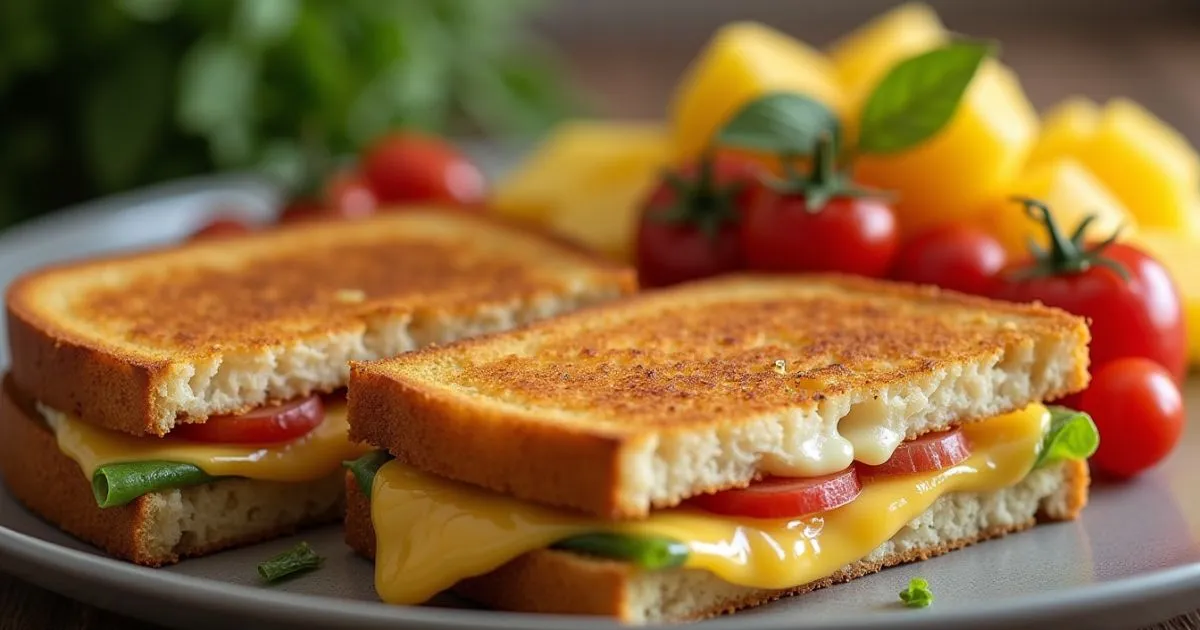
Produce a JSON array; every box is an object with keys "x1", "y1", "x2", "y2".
[
  {"x1": 360, "y1": 132, "x2": 486, "y2": 206},
  {"x1": 687, "y1": 467, "x2": 862, "y2": 519},
  {"x1": 890, "y1": 224, "x2": 1007, "y2": 295},
  {"x1": 172, "y1": 395, "x2": 325, "y2": 444},
  {"x1": 857, "y1": 428, "x2": 971, "y2": 478},
  {"x1": 324, "y1": 170, "x2": 379, "y2": 219},
  {"x1": 188, "y1": 217, "x2": 253, "y2": 241},
  {"x1": 994, "y1": 241, "x2": 1186, "y2": 383},
  {"x1": 739, "y1": 189, "x2": 898, "y2": 278},
  {"x1": 991, "y1": 199, "x2": 1187, "y2": 383},
  {"x1": 1080, "y1": 358, "x2": 1184, "y2": 479},
  {"x1": 276, "y1": 198, "x2": 332, "y2": 224},
  {"x1": 634, "y1": 154, "x2": 762, "y2": 288}
]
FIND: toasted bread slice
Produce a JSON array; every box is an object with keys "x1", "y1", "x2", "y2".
[
  {"x1": 0, "y1": 376, "x2": 341, "y2": 566},
  {"x1": 6, "y1": 210, "x2": 634, "y2": 437},
  {"x1": 349, "y1": 274, "x2": 1090, "y2": 518},
  {"x1": 344, "y1": 460, "x2": 1089, "y2": 623}
]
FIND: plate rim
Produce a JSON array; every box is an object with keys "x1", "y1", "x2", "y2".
[{"x1": 3, "y1": 517, "x2": 1200, "y2": 630}]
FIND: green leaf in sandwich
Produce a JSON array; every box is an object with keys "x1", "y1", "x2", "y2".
[{"x1": 1034, "y1": 406, "x2": 1100, "y2": 469}]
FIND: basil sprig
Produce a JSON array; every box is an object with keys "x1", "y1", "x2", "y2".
[
  {"x1": 92, "y1": 461, "x2": 218, "y2": 508},
  {"x1": 258, "y1": 542, "x2": 325, "y2": 584},
  {"x1": 716, "y1": 92, "x2": 842, "y2": 158},
  {"x1": 713, "y1": 39, "x2": 996, "y2": 159},
  {"x1": 1034, "y1": 406, "x2": 1100, "y2": 469},
  {"x1": 345, "y1": 450, "x2": 394, "y2": 498},
  {"x1": 857, "y1": 41, "x2": 995, "y2": 153}
]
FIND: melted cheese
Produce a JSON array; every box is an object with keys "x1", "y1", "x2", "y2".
[
  {"x1": 42, "y1": 401, "x2": 370, "y2": 482},
  {"x1": 371, "y1": 404, "x2": 1049, "y2": 604}
]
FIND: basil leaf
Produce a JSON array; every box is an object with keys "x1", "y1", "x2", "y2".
[
  {"x1": 344, "y1": 450, "x2": 394, "y2": 499},
  {"x1": 715, "y1": 92, "x2": 841, "y2": 156},
  {"x1": 554, "y1": 533, "x2": 689, "y2": 570},
  {"x1": 1034, "y1": 406, "x2": 1100, "y2": 469},
  {"x1": 857, "y1": 40, "x2": 995, "y2": 154}
]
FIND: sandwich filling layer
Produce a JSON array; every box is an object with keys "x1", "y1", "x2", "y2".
[
  {"x1": 38, "y1": 399, "x2": 369, "y2": 507},
  {"x1": 357, "y1": 404, "x2": 1096, "y2": 605}
]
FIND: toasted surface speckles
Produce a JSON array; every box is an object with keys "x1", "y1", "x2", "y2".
[
  {"x1": 75, "y1": 239, "x2": 579, "y2": 350},
  {"x1": 5, "y1": 209, "x2": 634, "y2": 435},
  {"x1": 349, "y1": 274, "x2": 1091, "y2": 517},
  {"x1": 371, "y1": 277, "x2": 1082, "y2": 429}
]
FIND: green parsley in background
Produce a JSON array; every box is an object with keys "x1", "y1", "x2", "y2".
[{"x1": 0, "y1": 0, "x2": 574, "y2": 228}]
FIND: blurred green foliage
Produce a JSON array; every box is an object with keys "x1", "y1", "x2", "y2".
[{"x1": 0, "y1": 0, "x2": 573, "y2": 227}]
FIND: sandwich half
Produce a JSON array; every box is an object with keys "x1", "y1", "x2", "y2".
[
  {"x1": 343, "y1": 274, "x2": 1095, "y2": 623},
  {"x1": 0, "y1": 209, "x2": 634, "y2": 566}
]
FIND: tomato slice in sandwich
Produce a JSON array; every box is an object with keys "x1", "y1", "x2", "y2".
[
  {"x1": 688, "y1": 467, "x2": 863, "y2": 519},
  {"x1": 857, "y1": 428, "x2": 971, "y2": 479},
  {"x1": 172, "y1": 395, "x2": 325, "y2": 444}
]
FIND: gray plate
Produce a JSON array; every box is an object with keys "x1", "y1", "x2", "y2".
[{"x1": 1, "y1": 175, "x2": 1199, "y2": 630}]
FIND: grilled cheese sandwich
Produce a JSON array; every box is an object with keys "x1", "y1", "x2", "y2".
[
  {"x1": 343, "y1": 274, "x2": 1095, "y2": 622},
  {"x1": 0, "y1": 210, "x2": 634, "y2": 565}
]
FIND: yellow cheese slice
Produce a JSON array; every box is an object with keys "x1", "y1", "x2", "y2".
[
  {"x1": 371, "y1": 404, "x2": 1049, "y2": 603},
  {"x1": 42, "y1": 401, "x2": 370, "y2": 482}
]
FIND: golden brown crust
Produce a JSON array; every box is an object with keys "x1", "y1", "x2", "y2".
[
  {"x1": 348, "y1": 369, "x2": 628, "y2": 518},
  {"x1": 0, "y1": 376, "x2": 340, "y2": 566},
  {"x1": 350, "y1": 273, "x2": 1092, "y2": 517},
  {"x1": 6, "y1": 210, "x2": 635, "y2": 436},
  {"x1": 343, "y1": 459, "x2": 1091, "y2": 622},
  {"x1": 344, "y1": 470, "x2": 376, "y2": 560},
  {"x1": 1044, "y1": 458, "x2": 1091, "y2": 520}
]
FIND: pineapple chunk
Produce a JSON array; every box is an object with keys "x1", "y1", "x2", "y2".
[
  {"x1": 828, "y1": 2, "x2": 949, "y2": 124},
  {"x1": 1028, "y1": 97, "x2": 1101, "y2": 167},
  {"x1": 490, "y1": 120, "x2": 671, "y2": 262},
  {"x1": 853, "y1": 61, "x2": 1039, "y2": 236},
  {"x1": 980, "y1": 158, "x2": 1135, "y2": 257},
  {"x1": 1029, "y1": 98, "x2": 1200, "y2": 232},
  {"x1": 1129, "y1": 229, "x2": 1200, "y2": 367},
  {"x1": 491, "y1": 120, "x2": 669, "y2": 223},
  {"x1": 544, "y1": 170, "x2": 661, "y2": 263},
  {"x1": 1086, "y1": 99, "x2": 1200, "y2": 231},
  {"x1": 669, "y1": 22, "x2": 844, "y2": 161}
]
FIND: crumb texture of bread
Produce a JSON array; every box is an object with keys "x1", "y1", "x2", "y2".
[
  {"x1": 349, "y1": 273, "x2": 1091, "y2": 518},
  {"x1": 0, "y1": 378, "x2": 342, "y2": 566},
  {"x1": 422, "y1": 460, "x2": 1086, "y2": 623},
  {"x1": 5, "y1": 210, "x2": 634, "y2": 436}
]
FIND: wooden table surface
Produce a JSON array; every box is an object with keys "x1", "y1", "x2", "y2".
[{"x1": 4, "y1": 3, "x2": 1200, "y2": 628}]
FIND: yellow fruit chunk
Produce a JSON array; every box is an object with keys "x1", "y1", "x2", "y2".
[
  {"x1": 1129, "y1": 229, "x2": 1200, "y2": 367},
  {"x1": 490, "y1": 120, "x2": 671, "y2": 262},
  {"x1": 1028, "y1": 97, "x2": 1100, "y2": 167},
  {"x1": 670, "y1": 22, "x2": 844, "y2": 162},
  {"x1": 491, "y1": 120, "x2": 668, "y2": 222},
  {"x1": 828, "y1": 2, "x2": 948, "y2": 122},
  {"x1": 1029, "y1": 98, "x2": 1200, "y2": 232},
  {"x1": 853, "y1": 61, "x2": 1039, "y2": 237},
  {"x1": 1087, "y1": 100, "x2": 1200, "y2": 231},
  {"x1": 980, "y1": 158, "x2": 1134, "y2": 257},
  {"x1": 543, "y1": 170, "x2": 661, "y2": 264}
]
